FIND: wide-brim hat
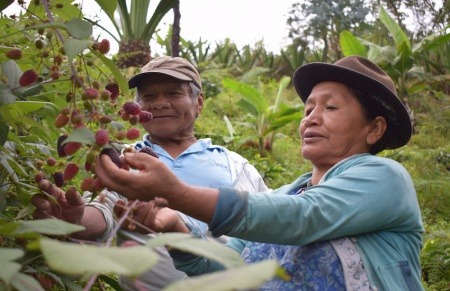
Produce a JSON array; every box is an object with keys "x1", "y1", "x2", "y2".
[
  {"x1": 128, "y1": 56, "x2": 202, "y2": 90},
  {"x1": 293, "y1": 56, "x2": 412, "y2": 150}
]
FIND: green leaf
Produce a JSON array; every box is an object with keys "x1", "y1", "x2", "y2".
[
  {"x1": 237, "y1": 98, "x2": 259, "y2": 117},
  {"x1": 223, "y1": 115, "x2": 235, "y2": 138},
  {"x1": 1, "y1": 60, "x2": 22, "y2": 90},
  {"x1": 4, "y1": 156, "x2": 28, "y2": 179},
  {"x1": 339, "y1": 30, "x2": 367, "y2": 57},
  {"x1": 165, "y1": 260, "x2": 282, "y2": 291},
  {"x1": 0, "y1": 119, "x2": 8, "y2": 146},
  {"x1": 140, "y1": 0, "x2": 178, "y2": 43},
  {"x1": 0, "y1": 155, "x2": 15, "y2": 181},
  {"x1": 13, "y1": 101, "x2": 52, "y2": 114},
  {"x1": 146, "y1": 233, "x2": 244, "y2": 269},
  {"x1": 26, "y1": 0, "x2": 83, "y2": 22},
  {"x1": 64, "y1": 38, "x2": 93, "y2": 62},
  {"x1": 393, "y1": 42, "x2": 414, "y2": 73},
  {"x1": 66, "y1": 18, "x2": 93, "y2": 39},
  {"x1": 64, "y1": 126, "x2": 96, "y2": 145},
  {"x1": 94, "y1": 0, "x2": 118, "y2": 20},
  {"x1": 10, "y1": 272, "x2": 45, "y2": 291},
  {"x1": 379, "y1": 6, "x2": 410, "y2": 51},
  {"x1": 40, "y1": 237, "x2": 159, "y2": 276},
  {"x1": 222, "y1": 78, "x2": 268, "y2": 115},
  {"x1": 11, "y1": 219, "x2": 85, "y2": 236},
  {"x1": 272, "y1": 76, "x2": 291, "y2": 113},
  {"x1": 0, "y1": 84, "x2": 17, "y2": 106},
  {"x1": 412, "y1": 32, "x2": 450, "y2": 53},
  {"x1": 92, "y1": 51, "x2": 129, "y2": 96},
  {"x1": 0, "y1": 248, "x2": 24, "y2": 284}
]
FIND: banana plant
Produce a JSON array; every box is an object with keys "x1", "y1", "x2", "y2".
[
  {"x1": 222, "y1": 76, "x2": 301, "y2": 156},
  {"x1": 94, "y1": 0, "x2": 178, "y2": 68},
  {"x1": 339, "y1": 5, "x2": 450, "y2": 99}
]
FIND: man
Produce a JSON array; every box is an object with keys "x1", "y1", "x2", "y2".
[{"x1": 32, "y1": 56, "x2": 268, "y2": 290}]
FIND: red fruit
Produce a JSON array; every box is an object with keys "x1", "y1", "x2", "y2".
[
  {"x1": 114, "y1": 130, "x2": 126, "y2": 140},
  {"x1": 53, "y1": 172, "x2": 64, "y2": 187},
  {"x1": 139, "y1": 147, "x2": 159, "y2": 158},
  {"x1": 60, "y1": 107, "x2": 70, "y2": 115},
  {"x1": 80, "y1": 177, "x2": 94, "y2": 192},
  {"x1": 34, "y1": 172, "x2": 45, "y2": 183},
  {"x1": 100, "y1": 147, "x2": 122, "y2": 168},
  {"x1": 105, "y1": 83, "x2": 119, "y2": 100},
  {"x1": 71, "y1": 114, "x2": 84, "y2": 124},
  {"x1": 6, "y1": 48, "x2": 22, "y2": 60},
  {"x1": 126, "y1": 128, "x2": 140, "y2": 140},
  {"x1": 129, "y1": 115, "x2": 139, "y2": 125},
  {"x1": 50, "y1": 70, "x2": 61, "y2": 80},
  {"x1": 93, "y1": 178, "x2": 104, "y2": 191},
  {"x1": 122, "y1": 101, "x2": 142, "y2": 115},
  {"x1": 55, "y1": 113, "x2": 70, "y2": 128},
  {"x1": 98, "y1": 39, "x2": 110, "y2": 54},
  {"x1": 54, "y1": 54, "x2": 63, "y2": 65},
  {"x1": 63, "y1": 162, "x2": 79, "y2": 181},
  {"x1": 36, "y1": 274, "x2": 53, "y2": 290},
  {"x1": 120, "y1": 111, "x2": 131, "y2": 121},
  {"x1": 19, "y1": 70, "x2": 38, "y2": 87},
  {"x1": 100, "y1": 89, "x2": 111, "y2": 101},
  {"x1": 64, "y1": 142, "x2": 82, "y2": 156},
  {"x1": 138, "y1": 111, "x2": 153, "y2": 123},
  {"x1": 95, "y1": 129, "x2": 109, "y2": 146},
  {"x1": 84, "y1": 88, "x2": 99, "y2": 99},
  {"x1": 46, "y1": 157, "x2": 57, "y2": 166},
  {"x1": 57, "y1": 135, "x2": 68, "y2": 157},
  {"x1": 99, "y1": 115, "x2": 112, "y2": 124},
  {"x1": 84, "y1": 161, "x2": 92, "y2": 172}
]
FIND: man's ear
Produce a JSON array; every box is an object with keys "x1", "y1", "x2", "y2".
[
  {"x1": 196, "y1": 92, "x2": 204, "y2": 116},
  {"x1": 366, "y1": 116, "x2": 387, "y2": 145}
]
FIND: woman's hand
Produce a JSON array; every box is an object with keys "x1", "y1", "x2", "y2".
[
  {"x1": 95, "y1": 152, "x2": 188, "y2": 202},
  {"x1": 95, "y1": 151, "x2": 219, "y2": 224}
]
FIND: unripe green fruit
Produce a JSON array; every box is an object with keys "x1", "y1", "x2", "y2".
[
  {"x1": 83, "y1": 100, "x2": 92, "y2": 110},
  {"x1": 35, "y1": 39, "x2": 44, "y2": 49}
]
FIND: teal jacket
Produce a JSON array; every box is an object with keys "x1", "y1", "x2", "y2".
[{"x1": 173, "y1": 154, "x2": 424, "y2": 290}]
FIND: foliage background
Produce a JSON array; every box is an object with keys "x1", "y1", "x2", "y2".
[{"x1": 0, "y1": 0, "x2": 449, "y2": 290}]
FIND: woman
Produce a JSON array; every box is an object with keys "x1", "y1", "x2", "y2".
[{"x1": 95, "y1": 56, "x2": 424, "y2": 290}]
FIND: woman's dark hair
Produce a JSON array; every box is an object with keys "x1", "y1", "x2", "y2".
[{"x1": 348, "y1": 86, "x2": 393, "y2": 155}]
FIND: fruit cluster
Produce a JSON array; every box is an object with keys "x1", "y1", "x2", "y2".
[
  {"x1": 41, "y1": 100, "x2": 154, "y2": 194},
  {"x1": 3, "y1": 21, "x2": 154, "y2": 197}
]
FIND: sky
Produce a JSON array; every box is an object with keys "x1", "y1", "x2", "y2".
[{"x1": 3, "y1": 0, "x2": 296, "y2": 54}]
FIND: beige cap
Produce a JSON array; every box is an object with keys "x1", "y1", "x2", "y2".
[{"x1": 128, "y1": 56, "x2": 202, "y2": 90}]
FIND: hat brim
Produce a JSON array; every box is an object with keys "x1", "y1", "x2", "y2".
[
  {"x1": 128, "y1": 69, "x2": 193, "y2": 89},
  {"x1": 293, "y1": 62, "x2": 412, "y2": 149}
]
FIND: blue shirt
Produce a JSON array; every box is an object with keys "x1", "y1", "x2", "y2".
[{"x1": 134, "y1": 135, "x2": 237, "y2": 237}]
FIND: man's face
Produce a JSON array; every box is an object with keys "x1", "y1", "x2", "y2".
[{"x1": 136, "y1": 75, "x2": 203, "y2": 142}]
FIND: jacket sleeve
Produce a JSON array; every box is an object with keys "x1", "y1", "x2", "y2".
[
  {"x1": 210, "y1": 156, "x2": 422, "y2": 246},
  {"x1": 81, "y1": 189, "x2": 122, "y2": 242},
  {"x1": 225, "y1": 149, "x2": 269, "y2": 193}
]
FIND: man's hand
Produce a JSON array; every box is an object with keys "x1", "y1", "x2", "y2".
[
  {"x1": 31, "y1": 179, "x2": 85, "y2": 225},
  {"x1": 114, "y1": 199, "x2": 189, "y2": 234}
]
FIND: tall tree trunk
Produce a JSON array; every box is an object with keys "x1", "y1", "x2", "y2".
[{"x1": 171, "y1": 2, "x2": 181, "y2": 57}]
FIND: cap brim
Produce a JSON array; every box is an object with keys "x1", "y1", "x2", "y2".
[
  {"x1": 128, "y1": 69, "x2": 193, "y2": 89},
  {"x1": 293, "y1": 63, "x2": 412, "y2": 149}
]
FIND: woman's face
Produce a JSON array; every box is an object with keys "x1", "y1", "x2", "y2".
[{"x1": 299, "y1": 81, "x2": 376, "y2": 169}]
